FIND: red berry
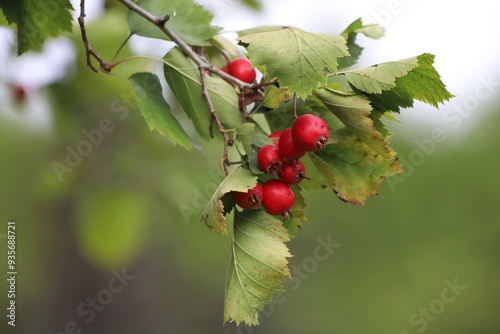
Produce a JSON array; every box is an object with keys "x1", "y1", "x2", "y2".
[
  {"x1": 227, "y1": 58, "x2": 256, "y2": 83},
  {"x1": 221, "y1": 65, "x2": 229, "y2": 74},
  {"x1": 231, "y1": 183, "x2": 264, "y2": 210},
  {"x1": 13, "y1": 85, "x2": 27, "y2": 103},
  {"x1": 268, "y1": 131, "x2": 282, "y2": 146},
  {"x1": 279, "y1": 160, "x2": 307, "y2": 185},
  {"x1": 262, "y1": 180, "x2": 295, "y2": 218},
  {"x1": 291, "y1": 114, "x2": 329, "y2": 152},
  {"x1": 278, "y1": 128, "x2": 306, "y2": 160},
  {"x1": 257, "y1": 145, "x2": 283, "y2": 174}
]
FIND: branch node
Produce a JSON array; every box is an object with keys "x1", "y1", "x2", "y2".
[{"x1": 157, "y1": 14, "x2": 170, "y2": 26}]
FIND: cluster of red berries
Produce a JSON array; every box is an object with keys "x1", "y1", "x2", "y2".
[
  {"x1": 221, "y1": 58, "x2": 256, "y2": 84},
  {"x1": 232, "y1": 114, "x2": 329, "y2": 218}
]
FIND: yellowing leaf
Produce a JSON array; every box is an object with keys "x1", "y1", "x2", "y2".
[
  {"x1": 311, "y1": 133, "x2": 403, "y2": 205},
  {"x1": 262, "y1": 85, "x2": 290, "y2": 109}
]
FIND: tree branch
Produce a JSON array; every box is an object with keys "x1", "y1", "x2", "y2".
[
  {"x1": 78, "y1": 0, "x2": 111, "y2": 72},
  {"x1": 117, "y1": 0, "x2": 253, "y2": 89}
]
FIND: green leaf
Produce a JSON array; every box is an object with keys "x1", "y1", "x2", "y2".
[
  {"x1": 0, "y1": 11, "x2": 11, "y2": 27},
  {"x1": 77, "y1": 189, "x2": 149, "y2": 268},
  {"x1": 128, "y1": 0, "x2": 220, "y2": 46},
  {"x1": 283, "y1": 186, "x2": 307, "y2": 238},
  {"x1": 340, "y1": 18, "x2": 385, "y2": 40},
  {"x1": 241, "y1": 0, "x2": 263, "y2": 11},
  {"x1": 235, "y1": 120, "x2": 273, "y2": 174},
  {"x1": 362, "y1": 53, "x2": 454, "y2": 111},
  {"x1": 163, "y1": 47, "x2": 242, "y2": 140},
  {"x1": 315, "y1": 88, "x2": 395, "y2": 158},
  {"x1": 338, "y1": 18, "x2": 384, "y2": 70},
  {"x1": 300, "y1": 153, "x2": 330, "y2": 192},
  {"x1": 239, "y1": 28, "x2": 349, "y2": 98},
  {"x1": 129, "y1": 72, "x2": 197, "y2": 151},
  {"x1": 369, "y1": 109, "x2": 398, "y2": 138},
  {"x1": 204, "y1": 35, "x2": 239, "y2": 67},
  {"x1": 311, "y1": 133, "x2": 403, "y2": 205},
  {"x1": 235, "y1": 123, "x2": 255, "y2": 156},
  {"x1": 263, "y1": 101, "x2": 316, "y2": 133},
  {"x1": 0, "y1": 1, "x2": 25, "y2": 25},
  {"x1": 343, "y1": 57, "x2": 418, "y2": 94},
  {"x1": 393, "y1": 53, "x2": 454, "y2": 108},
  {"x1": 237, "y1": 25, "x2": 287, "y2": 37},
  {"x1": 200, "y1": 167, "x2": 258, "y2": 235},
  {"x1": 224, "y1": 209, "x2": 291, "y2": 325},
  {"x1": 247, "y1": 119, "x2": 274, "y2": 148},
  {"x1": 3, "y1": 0, "x2": 74, "y2": 54},
  {"x1": 367, "y1": 85, "x2": 415, "y2": 113},
  {"x1": 307, "y1": 151, "x2": 337, "y2": 190}
]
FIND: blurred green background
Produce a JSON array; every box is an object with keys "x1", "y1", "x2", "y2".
[{"x1": 1, "y1": 1, "x2": 499, "y2": 334}]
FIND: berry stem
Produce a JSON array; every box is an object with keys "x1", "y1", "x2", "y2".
[
  {"x1": 292, "y1": 92, "x2": 298, "y2": 120},
  {"x1": 209, "y1": 40, "x2": 232, "y2": 64},
  {"x1": 111, "y1": 32, "x2": 134, "y2": 64}
]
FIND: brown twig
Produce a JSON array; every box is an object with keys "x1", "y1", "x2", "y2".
[
  {"x1": 239, "y1": 91, "x2": 248, "y2": 123},
  {"x1": 118, "y1": 0, "x2": 253, "y2": 90},
  {"x1": 252, "y1": 79, "x2": 279, "y2": 90},
  {"x1": 199, "y1": 67, "x2": 232, "y2": 176},
  {"x1": 78, "y1": 0, "x2": 111, "y2": 72}
]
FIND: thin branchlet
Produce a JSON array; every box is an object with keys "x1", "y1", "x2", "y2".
[
  {"x1": 78, "y1": 0, "x2": 111, "y2": 72},
  {"x1": 199, "y1": 67, "x2": 232, "y2": 176}
]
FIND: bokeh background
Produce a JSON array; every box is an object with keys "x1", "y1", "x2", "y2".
[{"x1": 1, "y1": 0, "x2": 499, "y2": 333}]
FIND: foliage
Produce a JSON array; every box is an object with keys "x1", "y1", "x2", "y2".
[
  {"x1": 0, "y1": 0, "x2": 453, "y2": 326},
  {"x1": 0, "y1": 0, "x2": 74, "y2": 55}
]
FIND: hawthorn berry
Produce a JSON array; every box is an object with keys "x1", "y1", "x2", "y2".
[
  {"x1": 292, "y1": 114, "x2": 329, "y2": 152},
  {"x1": 257, "y1": 145, "x2": 283, "y2": 174},
  {"x1": 279, "y1": 160, "x2": 307, "y2": 185},
  {"x1": 278, "y1": 128, "x2": 306, "y2": 160},
  {"x1": 268, "y1": 131, "x2": 282, "y2": 146},
  {"x1": 13, "y1": 85, "x2": 27, "y2": 103},
  {"x1": 262, "y1": 179, "x2": 295, "y2": 218},
  {"x1": 227, "y1": 58, "x2": 256, "y2": 83},
  {"x1": 231, "y1": 183, "x2": 264, "y2": 210}
]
